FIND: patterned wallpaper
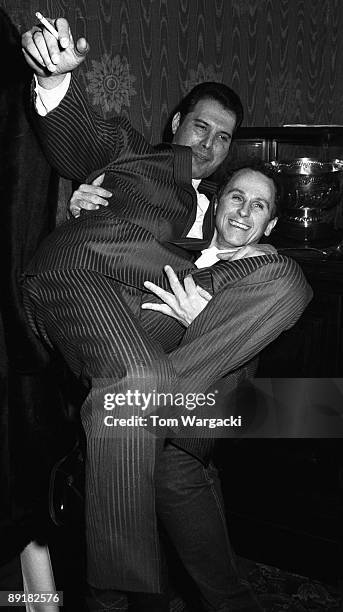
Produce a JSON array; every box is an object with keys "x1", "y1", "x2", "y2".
[{"x1": 2, "y1": 0, "x2": 343, "y2": 143}]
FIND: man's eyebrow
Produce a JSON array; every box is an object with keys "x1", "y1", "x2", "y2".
[{"x1": 225, "y1": 187, "x2": 245, "y2": 196}]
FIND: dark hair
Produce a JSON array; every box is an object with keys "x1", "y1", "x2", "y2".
[
  {"x1": 176, "y1": 81, "x2": 244, "y2": 132},
  {"x1": 218, "y1": 159, "x2": 281, "y2": 218}
]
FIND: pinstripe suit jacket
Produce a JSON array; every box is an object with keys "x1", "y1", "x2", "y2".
[{"x1": 28, "y1": 76, "x2": 217, "y2": 290}]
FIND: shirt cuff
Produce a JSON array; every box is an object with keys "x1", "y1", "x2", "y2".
[{"x1": 34, "y1": 73, "x2": 71, "y2": 116}]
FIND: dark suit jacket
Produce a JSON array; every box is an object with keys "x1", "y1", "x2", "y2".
[{"x1": 28, "y1": 76, "x2": 217, "y2": 290}]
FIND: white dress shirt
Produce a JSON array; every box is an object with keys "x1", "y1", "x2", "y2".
[
  {"x1": 194, "y1": 244, "x2": 238, "y2": 268},
  {"x1": 34, "y1": 73, "x2": 71, "y2": 116},
  {"x1": 187, "y1": 179, "x2": 210, "y2": 239}
]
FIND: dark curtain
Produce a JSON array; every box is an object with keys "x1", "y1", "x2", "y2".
[{"x1": 0, "y1": 8, "x2": 74, "y2": 565}]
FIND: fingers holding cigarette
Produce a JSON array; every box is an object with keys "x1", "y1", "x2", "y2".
[
  {"x1": 21, "y1": 14, "x2": 66, "y2": 73},
  {"x1": 36, "y1": 14, "x2": 71, "y2": 70},
  {"x1": 36, "y1": 14, "x2": 71, "y2": 48},
  {"x1": 21, "y1": 14, "x2": 89, "y2": 77},
  {"x1": 35, "y1": 12, "x2": 59, "y2": 39}
]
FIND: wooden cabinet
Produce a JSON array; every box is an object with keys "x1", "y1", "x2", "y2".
[
  {"x1": 233, "y1": 126, "x2": 343, "y2": 162},
  {"x1": 257, "y1": 259, "x2": 343, "y2": 376}
]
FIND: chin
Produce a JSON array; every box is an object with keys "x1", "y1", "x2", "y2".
[
  {"x1": 192, "y1": 163, "x2": 211, "y2": 179},
  {"x1": 193, "y1": 169, "x2": 207, "y2": 180},
  {"x1": 222, "y1": 235, "x2": 246, "y2": 248}
]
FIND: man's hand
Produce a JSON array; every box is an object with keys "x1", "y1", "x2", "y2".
[
  {"x1": 217, "y1": 243, "x2": 277, "y2": 262},
  {"x1": 70, "y1": 174, "x2": 112, "y2": 218},
  {"x1": 21, "y1": 17, "x2": 89, "y2": 87},
  {"x1": 142, "y1": 265, "x2": 212, "y2": 327}
]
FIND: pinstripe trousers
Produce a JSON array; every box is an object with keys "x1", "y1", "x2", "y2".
[{"x1": 23, "y1": 255, "x2": 312, "y2": 593}]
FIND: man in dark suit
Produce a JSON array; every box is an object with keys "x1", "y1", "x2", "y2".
[{"x1": 21, "y1": 17, "x2": 312, "y2": 612}]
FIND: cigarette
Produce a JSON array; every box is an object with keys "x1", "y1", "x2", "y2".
[{"x1": 35, "y1": 12, "x2": 59, "y2": 40}]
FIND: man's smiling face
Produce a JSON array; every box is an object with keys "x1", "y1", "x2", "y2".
[
  {"x1": 171, "y1": 98, "x2": 237, "y2": 179},
  {"x1": 215, "y1": 169, "x2": 278, "y2": 249}
]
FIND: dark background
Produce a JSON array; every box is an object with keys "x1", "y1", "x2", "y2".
[{"x1": 2, "y1": 0, "x2": 343, "y2": 137}]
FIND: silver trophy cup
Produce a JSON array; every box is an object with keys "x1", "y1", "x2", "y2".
[{"x1": 271, "y1": 158, "x2": 343, "y2": 246}]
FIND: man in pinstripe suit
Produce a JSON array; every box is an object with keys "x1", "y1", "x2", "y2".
[{"x1": 21, "y1": 18, "x2": 312, "y2": 612}]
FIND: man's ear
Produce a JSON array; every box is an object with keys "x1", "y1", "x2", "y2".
[
  {"x1": 171, "y1": 112, "x2": 181, "y2": 135},
  {"x1": 264, "y1": 217, "x2": 278, "y2": 237}
]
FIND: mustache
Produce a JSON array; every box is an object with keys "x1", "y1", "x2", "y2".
[{"x1": 192, "y1": 150, "x2": 212, "y2": 162}]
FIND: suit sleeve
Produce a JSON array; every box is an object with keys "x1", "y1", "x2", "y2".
[
  {"x1": 31, "y1": 75, "x2": 145, "y2": 182},
  {"x1": 169, "y1": 256, "x2": 313, "y2": 392}
]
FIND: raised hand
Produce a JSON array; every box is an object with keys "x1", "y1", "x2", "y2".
[
  {"x1": 142, "y1": 265, "x2": 212, "y2": 327},
  {"x1": 21, "y1": 16, "x2": 89, "y2": 87}
]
